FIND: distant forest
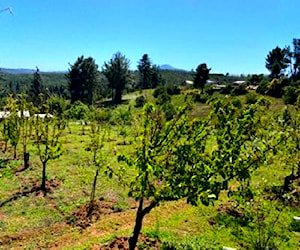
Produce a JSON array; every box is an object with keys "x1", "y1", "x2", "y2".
[{"x1": 0, "y1": 69, "x2": 248, "y2": 102}]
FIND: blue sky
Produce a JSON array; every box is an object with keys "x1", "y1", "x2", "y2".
[{"x1": 0, "y1": 0, "x2": 299, "y2": 74}]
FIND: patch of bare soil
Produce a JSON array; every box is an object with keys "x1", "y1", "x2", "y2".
[
  {"x1": 96, "y1": 234, "x2": 161, "y2": 250},
  {"x1": 217, "y1": 202, "x2": 244, "y2": 218},
  {"x1": 66, "y1": 199, "x2": 118, "y2": 229}
]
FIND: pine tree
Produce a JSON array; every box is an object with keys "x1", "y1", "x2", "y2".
[
  {"x1": 103, "y1": 52, "x2": 131, "y2": 104},
  {"x1": 29, "y1": 67, "x2": 44, "y2": 107},
  {"x1": 66, "y1": 56, "x2": 99, "y2": 105}
]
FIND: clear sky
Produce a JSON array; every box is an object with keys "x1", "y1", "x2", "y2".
[{"x1": 0, "y1": 0, "x2": 299, "y2": 74}]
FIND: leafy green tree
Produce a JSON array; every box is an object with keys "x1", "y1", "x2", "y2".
[
  {"x1": 265, "y1": 46, "x2": 290, "y2": 79},
  {"x1": 5, "y1": 96, "x2": 20, "y2": 159},
  {"x1": 87, "y1": 122, "x2": 106, "y2": 217},
  {"x1": 33, "y1": 107, "x2": 66, "y2": 192},
  {"x1": 249, "y1": 74, "x2": 264, "y2": 85},
  {"x1": 66, "y1": 56, "x2": 99, "y2": 105},
  {"x1": 113, "y1": 100, "x2": 270, "y2": 249},
  {"x1": 17, "y1": 94, "x2": 34, "y2": 168},
  {"x1": 28, "y1": 67, "x2": 44, "y2": 107},
  {"x1": 103, "y1": 52, "x2": 131, "y2": 104},
  {"x1": 276, "y1": 108, "x2": 300, "y2": 192},
  {"x1": 193, "y1": 63, "x2": 211, "y2": 93}
]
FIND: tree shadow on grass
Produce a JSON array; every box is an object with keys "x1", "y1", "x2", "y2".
[
  {"x1": 0, "y1": 186, "x2": 40, "y2": 207},
  {"x1": 0, "y1": 159, "x2": 10, "y2": 168},
  {"x1": 0, "y1": 179, "x2": 61, "y2": 208}
]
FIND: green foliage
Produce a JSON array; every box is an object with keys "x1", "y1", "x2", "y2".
[
  {"x1": 231, "y1": 84, "x2": 247, "y2": 96},
  {"x1": 266, "y1": 46, "x2": 290, "y2": 79},
  {"x1": 193, "y1": 63, "x2": 211, "y2": 92},
  {"x1": 33, "y1": 106, "x2": 66, "y2": 191},
  {"x1": 137, "y1": 54, "x2": 163, "y2": 90},
  {"x1": 47, "y1": 95, "x2": 71, "y2": 118},
  {"x1": 103, "y1": 52, "x2": 131, "y2": 104},
  {"x1": 66, "y1": 100, "x2": 89, "y2": 120},
  {"x1": 109, "y1": 106, "x2": 132, "y2": 126},
  {"x1": 256, "y1": 79, "x2": 269, "y2": 94},
  {"x1": 4, "y1": 96, "x2": 21, "y2": 158},
  {"x1": 153, "y1": 86, "x2": 166, "y2": 98},
  {"x1": 245, "y1": 92, "x2": 258, "y2": 104},
  {"x1": 193, "y1": 92, "x2": 209, "y2": 103},
  {"x1": 135, "y1": 95, "x2": 147, "y2": 108},
  {"x1": 283, "y1": 86, "x2": 299, "y2": 104},
  {"x1": 231, "y1": 98, "x2": 242, "y2": 108},
  {"x1": 156, "y1": 92, "x2": 171, "y2": 105},
  {"x1": 240, "y1": 199, "x2": 287, "y2": 250},
  {"x1": 66, "y1": 55, "x2": 99, "y2": 105},
  {"x1": 166, "y1": 84, "x2": 181, "y2": 95},
  {"x1": 113, "y1": 98, "x2": 272, "y2": 249},
  {"x1": 28, "y1": 68, "x2": 45, "y2": 107},
  {"x1": 249, "y1": 74, "x2": 265, "y2": 85},
  {"x1": 266, "y1": 78, "x2": 284, "y2": 97},
  {"x1": 220, "y1": 84, "x2": 234, "y2": 95},
  {"x1": 289, "y1": 218, "x2": 300, "y2": 232}
]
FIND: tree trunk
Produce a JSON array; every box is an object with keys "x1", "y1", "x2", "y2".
[
  {"x1": 283, "y1": 166, "x2": 300, "y2": 192},
  {"x1": 88, "y1": 168, "x2": 99, "y2": 218},
  {"x1": 114, "y1": 87, "x2": 122, "y2": 104},
  {"x1": 41, "y1": 161, "x2": 47, "y2": 192},
  {"x1": 129, "y1": 200, "x2": 157, "y2": 250},
  {"x1": 24, "y1": 152, "x2": 30, "y2": 169},
  {"x1": 13, "y1": 145, "x2": 17, "y2": 159}
]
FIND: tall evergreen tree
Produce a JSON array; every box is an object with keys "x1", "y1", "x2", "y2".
[
  {"x1": 137, "y1": 54, "x2": 162, "y2": 89},
  {"x1": 138, "y1": 54, "x2": 152, "y2": 89},
  {"x1": 193, "y1": 63, "x2": 211, "y2": 93},
  {"x1": 66, "y1": 56, "x2": 99, "y2": 105},
  {"x1": 265, "y1": 46, "x2": 290, "y2": 80},
  {"x1": 151, "y1": 64, "x2": 162, "y2": 89},
  {"x1": 292, "y1": 38, "x2": 300, "y2": 80},
  {"x1": 103, "y1": 52, "x2": 131, "y2": 104},
  {"x1": 29, "y1": 67, "x2": 44, "y2": 107}
]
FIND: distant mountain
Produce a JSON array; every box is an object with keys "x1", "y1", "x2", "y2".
[
  {"x1": 0, "y1": 68, "x2": 67, "y2": 75},
  {"x1": 0, "y1": 68, "x2": 36, "y2": 74},
  {"x1": 159, "y1": 64, "x2": 186, "y2": 71}
]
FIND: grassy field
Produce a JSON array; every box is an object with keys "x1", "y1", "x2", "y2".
[{"x1": 0, "y1": 91, "x2": 300, "y2": 249}]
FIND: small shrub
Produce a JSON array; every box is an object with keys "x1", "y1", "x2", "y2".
[
  {"x1": 156, "y1": 93, "x2": 171, "y2": 106},
  {"x1": 231, "y1": 84, "x2": 248, "y2": 96},
  {"x1": 257, "y1": 97, "x2": 271, "y2": 108},
  {"x1": 256, "y1": 79, "x2": 269, "y2": 95},
  {"x1": 290, "y1": 218, "x2": 300, "y2": 232},
  {"x1": 283, "y1": 86, "x2": 299, "y2": 105},
  {"x1": 166, "y1": 84, "x2": 181, "y2": 95},
  {"x1": 220, "y1": 84, "x2": 234, "y2": 94},
  {"x1": 135, "y1": 95, "x2": 147, "y2": 108},
  {"x1": 245, "y1": 92, "x2": 258, "y2": 104},
  {"x1": 194, "y1": 93, "x2": 209, "y2": 103},
  {"x1": 153, "y1": 86, "x2": 166, "y2": 98},
  {"x1": 232, "y1": 98, "x2": 242, "y2": 108},
  {"x1": 48, "y1": 95, "x2": 70, "y2": 117},
  {"x1": 89, "y1": 107, "x2": 112, "y2": 122},
  {"x1": 109, "y1": 106, "x2": 132, "y2": 125},
  {"x1": 67, "y1": 101, "x2": 89, "y2": 120},
  {"x1": 162, "y1": 103, "x2": 176, "y2": 121}
]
